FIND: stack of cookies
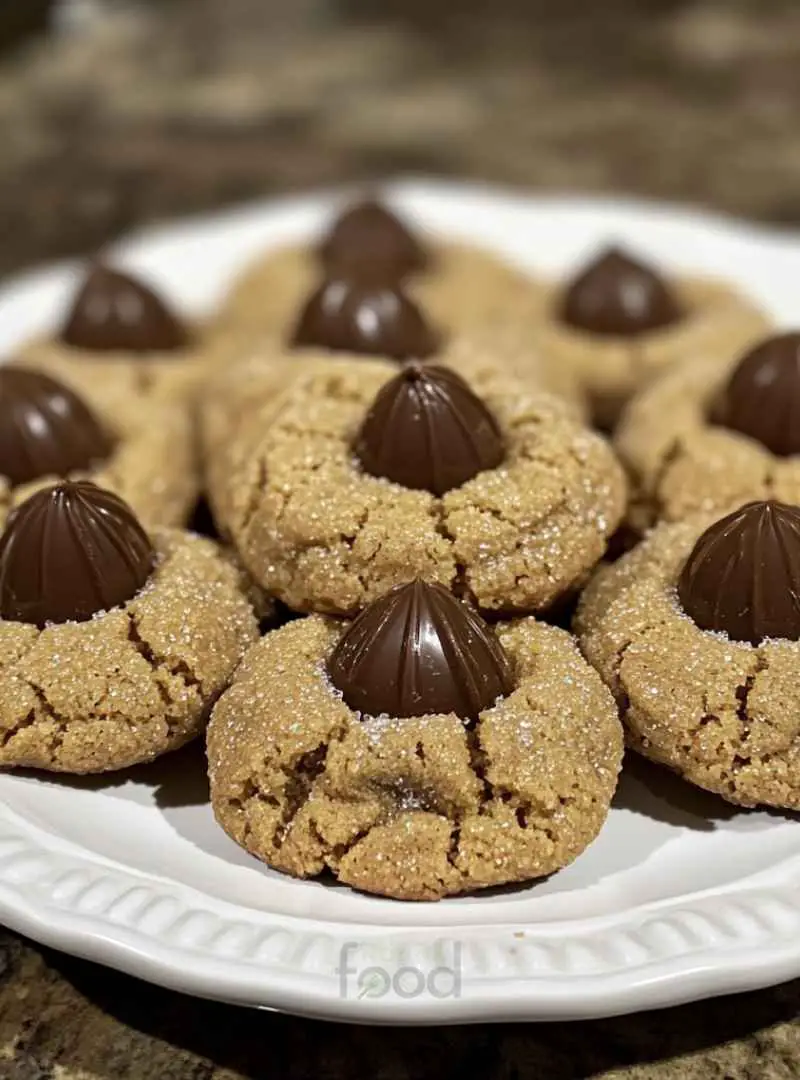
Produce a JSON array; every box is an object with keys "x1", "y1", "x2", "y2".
[{"x1": 1, "y1": 193, "x2": 794, "y2": 903}]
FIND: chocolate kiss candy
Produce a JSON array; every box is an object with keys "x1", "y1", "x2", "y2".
[
  {"x1": 0, "y1": 369, "x2": 113, "y2": 486},
  {"x1": 677, "y1": 500, "x2": 800, "y2": 645},
  {"x1": 60, "y1": 264, "x2": 190, "y2": 353},
  {"x1": 559, "y1": 246, "x2": 683, "y2": 336},
  {"x1": 290, "y1": 277, "x2": 438, "y2": 361},
  {"x1": 714, "y1": 333, "x2": 800, "y2": 457},
  {"x1": 319, "y1": 199, "x2": 428, "y2": 281},
  {"x1": 356, "y1": 363, "x2": 504, "y2": 496},
  {"x1": 328, "y1": 579, "x2": 515, "y2": 721},
  {"x1": 0, "y1": 480, "x2": 154, "y2": 627}
]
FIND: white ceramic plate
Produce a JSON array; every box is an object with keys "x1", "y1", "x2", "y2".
[{"x1": 1, "y1": 181, "x2": 799, "y2": 1024}]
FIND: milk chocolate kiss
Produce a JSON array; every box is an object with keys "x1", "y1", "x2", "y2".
[
  {"x1": 356, "y1": 364, "x2": 505, "y2": 495},
  {"x1": 714, "y1": 333, "x2": 800, "y2": 457},
  {"x1": 0, "y1": 481, "x2": 154, "y2": 627},
  {"x1": 327, "y1": 579, "x2": 515, "y2": 721},
  {"x1": 60, "y1": 264, "x2": 190, "y2": 353},
  {"x1": 319, "y1": 199, "x2": 428, "y2": 281},
  {"x1": 677, "y1": 500, "x2": 800, "y2": 645},
  {"x1": 290, "y1": 277, "x2": 438, "y2": 361},
  {"x1": 0, "y1": 369, "x2": 113, "y2": 486},
  {"x1": 559, "y1": 247, "x2": 683, "y2": 336}
]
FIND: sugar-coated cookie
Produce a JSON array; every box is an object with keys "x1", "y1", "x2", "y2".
[{"x1": 209, "y1": 581, "x2": 623, "y2": 900}]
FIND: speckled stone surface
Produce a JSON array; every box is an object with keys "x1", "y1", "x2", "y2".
[{"x1": 3, "y1": 0, "x2": 800, "y2": 1075}]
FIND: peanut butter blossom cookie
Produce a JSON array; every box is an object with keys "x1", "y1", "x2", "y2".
[
  {"x1": 0, "y1": 480, "x2": 257, "y2": 773},
  {"x1": 16, "y1": 263, "x2": 212, "y2": 408},
  {"x1": 534, "y1": 246, "x2": 768, "y2": 430},
  {"x1": 219, "y1": 197, "x2": 547, "y2": 339},
  {"x1": 0, "y1": 367, "x2": 197, "y2": 528},
  {"x1": 576, "y1": 499, "x2": 800, "y2": 809},
  {"x1": 217, "y1": 357, "x2": 625, "y2": 616},
  {"x1": 208, "y1": 579, "x2": 623, "y2": 900},
  {"x1": 617, "y1": 332, "x2": 800, "y2": 532}
]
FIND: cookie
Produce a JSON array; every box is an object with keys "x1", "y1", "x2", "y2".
[
  {"x1": 208, "y1": 579, "x2": 623, "y2": 900},
  {"x1": 616, "y1": 332, "x2": 800, "y2": 533},
  {"x1": 0, "y1": 367, "x2": 198, "y2": 529},
  {"x1": 575, "y1": 499, "x2": 800, "y2": 809},
  {"x1": 16, "y1": 263, "x2": 213, "y2": 410},
  {"x1": 219, "y1": 197, "x2": 546, "y2": 339},
  {"x1": 533, "y1": 246, "x2": 768, "y2": 430},
  {"x1": 216, "y1": 358, "x2": 625, "y2": 616},
  {"x1": 0, "y1": 481, "x2": 258, "y2": 774}
]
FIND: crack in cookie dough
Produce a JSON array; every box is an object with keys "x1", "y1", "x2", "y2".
[
  {"x1": 208, "y1": 614, "x2": 623, "y2": 900},
  {"x1": 127, "y1": 613, "x2": 202, "y2": 696},
  {"x1": 577, "y1": 517, "x2": 800, "y2": 808},
  {"x1": 28, "y1": 682, "x2": 72, "y2": 755},
  {"x1": 0, "y1": 707, "x2": 36, "y2": 749},
  {"x1": 274, "y1": 742, "x2": 332, "y2": 849}
]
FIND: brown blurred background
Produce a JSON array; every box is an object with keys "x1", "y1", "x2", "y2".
[{"x1": 2, "y1": 0, "x2": 800, "y2": 280}]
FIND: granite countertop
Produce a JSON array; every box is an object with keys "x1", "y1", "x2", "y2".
[{"x1": 2, "y1": 1, "x2": 800, "y2": 1076}]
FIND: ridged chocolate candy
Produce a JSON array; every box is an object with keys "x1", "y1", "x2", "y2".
[
  {"x1": 714, "y1": 333, "x2": 800, "y2": 456},
  {"x1": 559, "y1": 246, "x2": 683, "y2": 336},
  {"x1": 61, "y1": 264, "x2": 190, "y2": 352},
  {"x1": 356, "y1": 363, "x2": 504, "y2": 495},
  {"x1": 0, "y1": 480, "x2": 154, "y2": 627},
  {"x1": 677, "y1": 500, "x2": 800, "y2": 645},
  {"x1": 290, "y1": 278, "x2": 438, "y2": 361},
  {"x1": 319, "y1": 199, "x2": 428, "y2": 281},
  {"x1": 0, "y1": 369, "x2": 113, "y2": 486},
  {"x1": 328, "y1": 579, "x2": 515, "y2": 721}
]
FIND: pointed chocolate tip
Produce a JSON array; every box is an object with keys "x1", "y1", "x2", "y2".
[
  {"x1": 559, "y1": 244, "x2": 683, "y2": 337},
  {"x1": 60, "y1": 263, "x2": 190, "y2": 354},
  {"x1": 677, "y1": 499, "x2": 800, "y2": 645},
  {"x1": 319, "y1": 198, "x2": 428, "y2": 281},
  {"x1": 327, "y1": 578, "x2": 514, "y2": 721},
  {"x1": 356, "y1": 363, "x2": 505, "y2": 496},
  {"x1": 0, "y1": 480, "x2": 154, "y2": 627}
]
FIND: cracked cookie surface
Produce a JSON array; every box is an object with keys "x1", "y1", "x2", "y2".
[
  {"x1": 615, "y1": 352, "x2": 800, "y2": 533},
  {"x1": 534, "y1": 277, "x2": 767, "y2": 430},
  {"x1": 575, "y1": 515, "x2": 800, "y2": 808},
  {"x1": 0, "y1": 530, "x2": 258, "y2": 773},
  {"x1": 216, "y1": 357, "x2": 626, "y2": 616},
  {"x1": 207, "y1": 614, "x2": 623, "y2": 900}
]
